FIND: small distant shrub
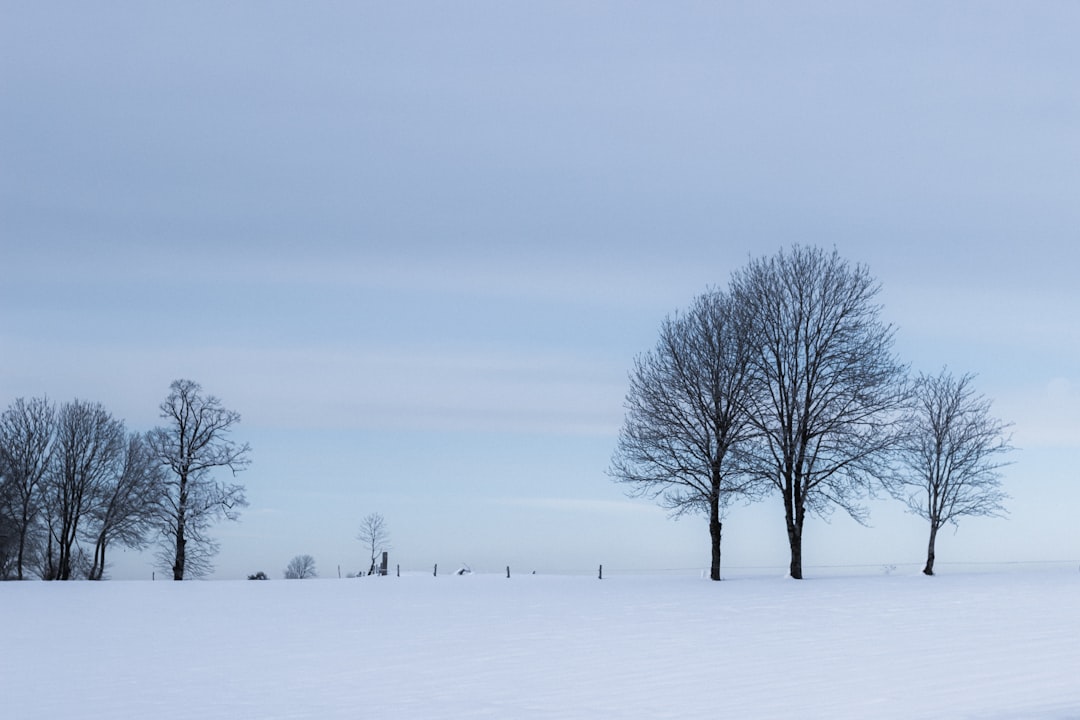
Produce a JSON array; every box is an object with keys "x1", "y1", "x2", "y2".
[{"x1": 248, "y1": 571, "x2": 269, "y2": 580}]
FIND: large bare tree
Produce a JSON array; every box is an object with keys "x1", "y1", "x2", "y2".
[
  {"x1": 85, "y1": 432, "x2": 163, "y2": 580},
  {"x1": 357, "y1": 512, "x2": 390, "y2": 575},
  {"x1": 610, "y1": 290, "x2": 757, "y2": 580},
  {"x1": 44, "y1": 400, "x2": 126, "y2": 580},
  {"x1": 888, "y1": 370, "x2": 1012, "y2": 575},
  {"x1": 0, "y1": 397, "x2": 55, "y2": 579},
  {"x1": 730, "y1": 245, "x2": 907, "y2": 579},
  {"x1": 148, "y1": 380, "x2": 250, "y2": 580}
]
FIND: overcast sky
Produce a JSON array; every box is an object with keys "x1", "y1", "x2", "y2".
[{"x1": 2, "y1": 2, "x2": 1078, "y2": 579}]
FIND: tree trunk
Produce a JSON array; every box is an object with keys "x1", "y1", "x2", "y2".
[
  {"x1": 43, "y1": 529, "x2": 56, "y2": 580},
  {"x1": 173, "y1": 475, "x2": 187, "y2": 580},
  {"x1": 783, "y1": 484, "x2": 804, "y2": 579},
  {"x1": 90, "y1": 533, "x2": 107, "y2": 580},
  {"x1": 923, "y1": 522, "x2": 939, "y2": 576},
  {"x1": 16, "y1": 521, "x2": 28, "y2": 580},
  {"x1": 787, "y1": 522, "x2": 803, "y2": 579},
  {"x1": 173, "y1": 527, "x2": 186, "y2": 581},
  {"x1": 58, "y1": 521, "x2": 73, "y2": 581},
  {"x1": 709, "y1": 498, "x2": 723, "y2": 581},
  {"x1": 16, "y1": 498, "x2": 33, "y2": 580}
]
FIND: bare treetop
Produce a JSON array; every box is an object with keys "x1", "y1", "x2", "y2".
[{"x1": 154, "y1": 379, "x2": 250, "y2": 479}]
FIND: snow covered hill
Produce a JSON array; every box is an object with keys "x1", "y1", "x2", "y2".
[{"x1": 4, "y1": 569, "x2": 1079, "y2": 719}]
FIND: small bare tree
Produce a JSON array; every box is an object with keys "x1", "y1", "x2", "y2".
[
  {"x1": 888, "y1": 369, "x2": 1013, "y2": 575},
  {"x1": 284, "y1": 554, "x2": 317, "y2": 579},
  {"x1": 610, "y1": 289, "x2": 758, "y2": 580},
  {"x1": 148, "y1": 379, "x2": 250, "y2": 580},
  {"x1": 357, "y1": 512, "x2": 390, "y2": 575}
]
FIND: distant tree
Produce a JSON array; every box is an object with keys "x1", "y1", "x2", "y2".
[
  {"x1": 43, "y1": 400, "x2": 126, "y2": 580},
  {"x1": 85, "y1": 433, "x2": 163, "y2": 580},
  {"x1": 147, "y1": 380, "x2": 250, "y2": 581},
  {"x1": 887, "y1": 370, "x2": 1013, "y2": 575},
  {"x1": 284, "y1": 554, "x2": 317, "y2": 579},
  {"x1": 248, "y1": 570, "x2": 269, "y2": 580},
  {"x1": 0, "y1": 397, "x2": 55, "y2": 579},
  {"x1": 356, "y1": 512, "x2": 390, "y2": 575},
  {"x1": 729, "y1": 246, "x2": 907, "y2": 579},
  {"x1": 610, "y1": 289, "x2": 758, "y2": 581}
]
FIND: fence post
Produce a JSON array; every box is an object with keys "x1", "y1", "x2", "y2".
[
  {"x1": 434, "y1": 563, "x2": 438, "y2": 577},
  {"x1": 598, "y1": 564, "x2": 603, "y2": 580},
  {"x1": 506, "y1": 565, "x2": 510, "y2": 579},
  {"x1": 396, "y1": 564, "x2": 400, "y2": 577}
]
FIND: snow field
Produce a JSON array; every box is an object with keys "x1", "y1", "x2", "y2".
[{"x1": 3, "y1": 570, "x2": 1079, "y2": 719}]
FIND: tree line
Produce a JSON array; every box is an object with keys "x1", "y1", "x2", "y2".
[
  {"x1": 0, "y1": 379, "x2": 250, "y2": 580},
  {"x1": 610, "y1": 245, "x2": 1013, "y2": 579}
]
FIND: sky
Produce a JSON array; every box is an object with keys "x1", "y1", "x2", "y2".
[{"x1": 1, "y1": 2, "x2": 1078, "y2": 580}]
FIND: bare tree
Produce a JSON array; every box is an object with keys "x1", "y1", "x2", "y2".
[
  {"x1": 610, "y1": 290, "x2": 758, "y2": 580},
  {"x1": 0, "y1": 397, "x2": 55, "y2": 579},
  {"x1": 730, "y1": 246, "x2": 907, "y2": 579},
  {"x1": 888, "y1": 370, "x2": 1012, "y2": 575},
  {"x1": 356, "y1": 512, "x2": 390, "y2": 575},
  {"x1": 147, "y1": 379, "x2": 250, "y2": 580},
  {"x1": 44, "y1": 400, "x2": 126, "y2": 580},
  {"x1": 0, "y1": 469, "x2": 21, "y2": 578},
  {"x1": 284, "y1": 554, "x2": 317, "y2": 579},
  {"x1": 85, "y1": 433, "x2": 163, "y2": 580}
]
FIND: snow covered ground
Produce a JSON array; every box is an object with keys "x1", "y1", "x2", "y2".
[{"x1": 3, "y1": 568, "x2": 1079, "y2": 719}]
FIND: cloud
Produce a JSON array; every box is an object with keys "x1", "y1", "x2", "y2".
[
  {"x1": 488, "y1": 497, "x2": 662, "y2": 517},
  {"x1": 224, "y1": 346, "x2": 628, "y2": 435},
  {"x1": 0, "y1": 339, "x2": 628, "y2": 436}
]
